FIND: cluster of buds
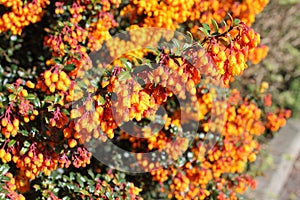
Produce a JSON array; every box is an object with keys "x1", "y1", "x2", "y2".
[
  {"x1": 37, "y1": 67, "x2": 71, "y2": 93},
  {"x1": 0, "y1": 0, "x2": 50, "y2": 35}
]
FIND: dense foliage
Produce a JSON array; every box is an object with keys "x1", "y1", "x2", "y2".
[{"x1": 0, "y1": 0, "x2": 291, "y2": 199}]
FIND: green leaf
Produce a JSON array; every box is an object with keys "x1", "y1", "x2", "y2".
[
  {"x1": 2, "y1": 53, "x2": 12, "y2": 63},
  {"x1": 131, "y1": 55, "x2": 144, "y2": 65},
  {"x1": 97, "y1": 95, "x2": 105, "y2": 105},
  {"x1": 16, "y1": 86, "x2": 23, "y2": 93},
  {"x1": 65, "y1": 183, "x2": 75, "y2": 190},
  {"x1": 44, "y1": 95, "x2": 55, "y2": 102},
  {"x1": 53, "y1": 188, "x2": 60, "y2": 193},
  {"x1": 90, "y1": 78, "x2": 100, "y2": 88},
  {"x1": 87, "y1": 169, "x2": 95, "y2": 179},
  {"x1": 172, "y1": 38, "x2": 181, "y2": 50},
  {"x1": 53, "y1": 57, "x2": 62, "y2": 64},
  {"x1": 119, "y1": 58, "x2": 132, "y2": 71},
  {"x1": 145, "y1": 46, "x2": 160, "y2": 55},
  {"x1": 221, "y1": 20, "x2": 229, "y2": 31},
  {"x1": 57, "y1": 21, "x2": 64, "y2": 27},
  {"x1": 186, "y1": 31, "x2": 194, "y2": 44},
  {"x1": 6, "y1": 84, "x2": 15, "y2": 92},
  {"x1": 8, "y1": 94, "x2": 16, "y2": 101},
  {"x1": 88, "y1": 185, "x2": 95, "y2": 193},
  {"x1": 7, "y1": 140, "x2": 16, "y2": 147},
  {"x1": 0, "y1": 176, "x2": 10, "y2": 181},
  {"x1": 20, "y1": 147, "x2": 29, "y2": 155},
  {"x1": 62, "y1": 109, "x2": 70, "y2": 115},
  {"x1": 64, "y1": 64, "x2": 75, "y2": 72},
  {"x1": 182, "y1": 43, "x2": 191, "y2": 51},
  {"x1": 54, "y1": 95, "x2": 60, "y2": 103},
  {"x1": 79, "y1": 189, "x2": 90, "y2": 196},
  {"x1": 33, "y1": 184, "x2": 41, "y2": 190},
  {"x1": 144, "y1": 59, "x2": 154, "y2": 69},
  {"x1": 227, "y1": 12, "x2": 233, "y2": 23},
  {"x1": 211, "y1": 19, "x2": 219, "y2": 33},
  {"x1": 0, "y1": 164, "x2": 9, "y2": 175},
  {"x1": 32, "y1": 98, "x2": 41, "y2": 107},
  {"x1": 24, "y1": 140, "x2": 31, "y2": 147},
  {"x1": 199, "y1": 27, "x2": 210, "y2": 37},
  {"x1": 63, "y1": 175, "x2": 69, "y2": 182},
  {"x1": 76, "y1": 175, "x2": 86, "y2": 188},
  {"x1": 47, "y1": 105, "x2": 56, "y2": 112},
  {"x1": 202, "y1": 23, "x2": 211, "y2": 33},
  {"x1": 155, "y1": 54, "x2": 161, "y2": 63},
  {"x1": 25, "y1": 94, "x2": 36, "y2": 101},
  {"x1": 0, "y1": 183, "x2": 9, "y2": 194},
  {"x1": 19, "y1": 129, "x2": 29, "y2": 136},
  {"x1": 69, "y1": 172, "x2": 75, "y2": 181},
  {"x1": 233, "y1": 19, "x2": 241, "y2": 26},
  {"x1": 72, "y1": 183, "x2": 81, "y2": 192},
  {"x1": 118, "y1": 71, "x2": 131, "y2": 81}
]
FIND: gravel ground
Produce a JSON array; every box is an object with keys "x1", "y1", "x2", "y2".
[{"x1": 278, "y1": 152, "x2": 300, "y2": 200}]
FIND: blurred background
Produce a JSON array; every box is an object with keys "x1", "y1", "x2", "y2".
[
  {"x1": 240, "y1": 0, "x2": 300, "y2": 117},
  {"x1": 242, "y1": 0, "x2": 300, "y2": 199}
]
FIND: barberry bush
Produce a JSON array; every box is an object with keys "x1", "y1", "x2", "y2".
[{"x1": 0, "y1": 0, "x2": 291, "y2": 199}]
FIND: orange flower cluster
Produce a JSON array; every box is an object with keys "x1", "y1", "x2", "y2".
[
  {"x1": 39, "y1": 1, "x2": 120, "y2": 102},
  {"x1": 48, "y1": 107, "x2": 69, "y2": 128},
  {"x1": 0, "y1": 142, "x2": 57, "y2": 192},
  {"x1": 71, "y1": 147, "x2": 92, "y2": 168},
  {"x1": 100, "y1": 51, "x2": 277, "y2": 199},
  {"x1": 0, "y1": 148, "x2": 11, "y2": 164},
  {"x1": 4, "y1": 173, "x2": 25, "y2": 200},
  {"x1": 49, "y1": 1, "x2": 119, "y2": 54},
  {"x1": 36, "y1": 68, "x2": 71, "y2": 93},
  {"x1": 141, "y1": 89, "x2": 285, "y2": 200},
  {"x1": 44, "y1": 24, "x2": 88, "y2": 57},
  {"x1": 0, "y1": 0, "x2": 50, "y2": 35},
  {"x1": 231, "y1": 0, "x2": 269, "y2": 25},
  {"x1": 0, "y1": 80, "x2": 38, "y2": 137},
  {"x1": 111, "y1": 79, "x2": 157, "y2": 123},
  {"x1": 70, "y1": 100, "x2": 116, "y2": 140},
  {"x1": 127, "y1": 183, "x2": 143, "y2": 200},
  {"x1": 0, "y1": 0, "x2": 290, "y2": 199},
  {"x1": 0, "y1": 138, "x2": 93, "y2": 193},
  {"x1": 266, "y1": 110, "x2": 291, "y2": 132},
  {"x1": 0, "y1": 79, "x2": 95, "y2": 194},
  {"x1": 248, "y1": 45, "x2": 269, "y2": 64},
  {"x1": 66, "y1": 48, "x2": 203, "y2": 143},
  {"x1": 205, "y1": 22, "x2": 262, "y2": 85},
  {"x1": 1, "y1": 117, "x2": 19, "y2": 138},
  {"x1": 102, "y1": 27, "x2": 171, "y2": 65},
  {"x1": 215, "y1": 175, "x2": 257, "y2": 200},
  {"x1": 120, "y1": 0, "x2": 269, "y2": 79},
  {"x1": 121, "y1": 0, "x2": 195, "y2": 29},
  {"x1": 87, "y1": 12, "x2": 118, "y2": 51},
  {"x1": 120, "y1": 0, "x2": 269, "y2": 30}
]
